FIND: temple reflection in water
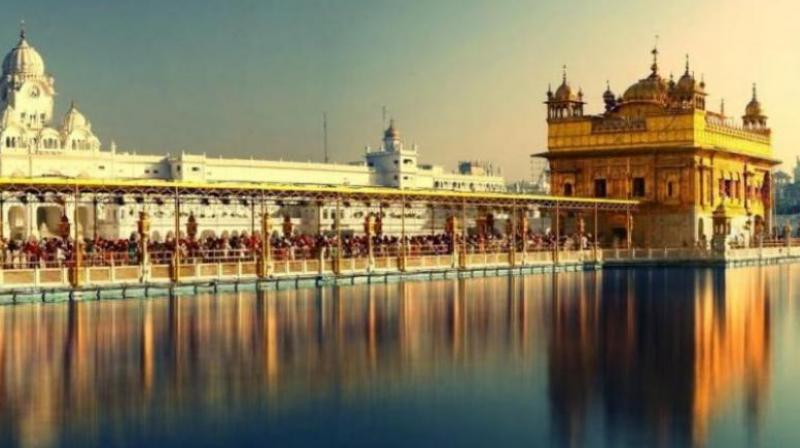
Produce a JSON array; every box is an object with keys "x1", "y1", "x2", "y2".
[
  {"x1": 0, "y1": 268, "x2": 775, "y2": 446},
  {"x1": 548, "y1": 269, "x2": 771, "y2": 447}
]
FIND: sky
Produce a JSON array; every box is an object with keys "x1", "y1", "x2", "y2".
[{"x1": 4, "y1": 0, "x2": 798, "y2": 181}]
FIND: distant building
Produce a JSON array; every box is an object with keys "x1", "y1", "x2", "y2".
[
  {"x1": 0, "y1": 29, "x2": 505, "y2": 240},
  {"x1": 775, "y1": 160, "x2": 800, "y2": 215},
  {"x1": 536, "y1": 49, "x2": 779, "y2": 246}
]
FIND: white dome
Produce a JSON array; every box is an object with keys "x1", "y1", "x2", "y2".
[
  {"x1": 2, "y1": 30, "x2": 45, "y2": 77},
  {"x1": 62, "y1": 102, "x2": 90, "y2": 132}
]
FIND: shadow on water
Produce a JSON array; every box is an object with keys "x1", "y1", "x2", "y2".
[{"x1": 0, "y1": 266, "x2": 784, "y2": 447}]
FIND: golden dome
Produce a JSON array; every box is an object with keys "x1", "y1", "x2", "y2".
[
  {"x1": 621, "y1": 47, "x2": 669, "y2": 104},
  {"x1": 745, "y1": 84, "x2": 763, "y2": 116},
  {"x1": 553, "y1": 67, "x2": 577, "y2": 102},
  {"x1": 623, "y1": 75, "x2": 669, "y2": 103},
  {"x1": 554, "y1": 82, "x2": 575, "y2": 102},
  {"x1": 674, "y1": 56, "x2": 705, "y2": 95}
]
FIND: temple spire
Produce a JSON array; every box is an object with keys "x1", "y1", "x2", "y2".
[{"x1": 650, "y1": 35, "x2": 659, "y2": 75}]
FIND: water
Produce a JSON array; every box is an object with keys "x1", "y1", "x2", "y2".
[{"x1": 1, "y1": 266, "x2": 799, "y2": 447}]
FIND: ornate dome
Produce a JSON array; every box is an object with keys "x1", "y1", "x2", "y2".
[
  {"x1": 62, "y1": 101, "x2": 91, "y2": 132},
  {"x1": 745, "y1": 84, "x2": 763, "y2": 117},
  {"x1": 553, "y1": 67, "x2": 577, "y2": 102},
  {"x1": 623, "y1": 75, "x2": 669, "y2": 103},
  {"x1": 674, "y1": 56, "x2": 705, "y2": 96},
  {"x1": 1, "y1": 29, "x2": 45, "y2": 77},
  {"x1": 384, "y1": 119, "x2": 399, "y2": 139},
  {"x1": 602, "y1": 81, "x2": 614, "y2": 102},
  {"x1": 622, "y1": 47, "x2": 669, "y2": 104},
  {"x1": 554, "y1": 82, "x2": 575, "y2": 102}
]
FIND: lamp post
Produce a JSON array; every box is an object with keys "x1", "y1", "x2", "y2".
[
  {"x1": 69, "y1": 185, "x2": 82, "y2": 289},
  {"x1": 170, "y1": 188, "x2": 181, "y2": 284},
  {"x1": 258, "y1": 199, "x2": 272, "y2": 279},
  {"x1": 364, "y1": 212, "x2": 375, "y2": 271},
  {"x1": 138, "y1": 211, "x2": 151, "y2": 282}
]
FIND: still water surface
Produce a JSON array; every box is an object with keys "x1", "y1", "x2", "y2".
[{"x1": 2, "y1": 266, "x2": 800, "y2": 447}]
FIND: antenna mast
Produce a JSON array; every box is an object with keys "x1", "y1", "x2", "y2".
[{"x1": 323, "y1": 112, "x2": 329, "y2": 164}]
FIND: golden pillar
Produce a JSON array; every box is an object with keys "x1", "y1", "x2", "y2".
[
  {"x1": 520, "y1": 211, "x2": 529, "y2": 262},
  {"x1": 459, "y1": 199, "x2": 468, "y2": 269},
  {"x1": 508, "y1": 204, "x2": 517, "y2": 267},
  {"x1": 69, "y1": 186, "x2": 82, "y2": 289},
  {"x1": 258, "y1": 200, "x2": 272, "y2": 278},
  {"x1": 553, "y1": 201, "x2": 560, "y2": 264},
  {"x1": 170, "y1": 188, "x2": 181, "y2": 284},
  {"x1": 398, "y1": 195, "x2": 407, "y2": 272},
  {"x1": 334, "y1": 196, "x2": 342, "y2": 275},
  {"x1": 364, "y1": 212, "x2": 376, "y2": 269},
  {"x1": 138, "y1": 211, "x2": 151, "y2": 281}
]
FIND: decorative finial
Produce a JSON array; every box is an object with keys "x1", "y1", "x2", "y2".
[
  {"x1": 752, "y1": 82, "x2": 758, "y2": 100},
  {"x1": 19, "y1": 19, "x2": 26, "y2": 40},
  {"x1": 720, "y1": 98, "x2": 725, "y2": 116},
  {"x1": 685, "y1": 54, "x2": 690, "y2": 74},
  {"x1": 650, "y1": 35, "x2": 660, "y2": 75},
  {"x1": 562, "y1": 65, "x2": 567, "y2": 84}
]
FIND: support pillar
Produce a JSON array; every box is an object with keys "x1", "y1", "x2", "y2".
[
  {"x1": 69, "y1": 185, "x2": 82, "y2": 289},
  {"x1": 364, "y1": 212, "x2": 375, "y2": 271},
  {"x1": 138, "y1": 211, "x2": 151, "y2": 282},
  {"x1": 258, "y1": 198, "x2": 272, "y2": 278},
  {"x1": 459, "y1": 199, "x2": 467, "y2": 269},
  {"x1": 92, "y1": 196, "x2": 99, "y2": 241},
  {"x1": 170, "y1": 188, "x2": 181, "y2": 284},
  {"x1": 508, "y1": 204, "x2": 516, "y2": 267},
  {"x1": 399, "y1": 195, "x2": 407, "y2": 272},
  {"x1": 520, "y1": 208, "x2": 528, "y2": 265},
  {"x1": 446, "y1": 210, "x2": 458, "y2": 267},
  {"x1": 334, "y1": 196, "x2": 342, "y2": 275},
  {"x1": 626, "y1": 207, "x2": 633, "y2": 250},
  {"x1": 554, "y1": 202, "x2": 560, "y2": 265}
]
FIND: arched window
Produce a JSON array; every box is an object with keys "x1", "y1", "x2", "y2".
[{"x1": 563, "y1": 183, "x2": 573, "y2": 196}]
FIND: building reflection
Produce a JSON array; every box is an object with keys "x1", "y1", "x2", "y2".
[
  {"x1": 547, "y1": 268, "x2": 772, "y2": 447},
  {"x1": 0, "y1": 277, "x2": 542, "y2": 446},
  {"x1": 0, "y1": 269, "x2": 775, "y2": 446}
]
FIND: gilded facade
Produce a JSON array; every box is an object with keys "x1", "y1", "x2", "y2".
[{"x1": 538, "y1": 49, "x2": 780, "y2": 247}]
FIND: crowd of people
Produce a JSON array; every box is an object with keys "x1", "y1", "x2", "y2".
[{"x1": 0, "y1": 229, "x2": 596, "y2": 269}]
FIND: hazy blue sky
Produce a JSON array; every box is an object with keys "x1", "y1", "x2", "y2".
[{"x1": 4, "y1": 0, "x2": 796, "y2": 180}]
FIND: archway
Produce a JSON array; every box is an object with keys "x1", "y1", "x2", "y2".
[
  {"x1": 7, "y1": 205, "x2": 27, "y2": 240},
  {"x1": 77, "y1": 205, "x2": 93, "y2": 239},
  {"x1": 36, "y1": 206, "x2": 63, "y2": 238}
]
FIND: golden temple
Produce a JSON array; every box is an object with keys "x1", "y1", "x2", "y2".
[{"x1": 537, "y1": 48, "x2": 780, "y2": 247}]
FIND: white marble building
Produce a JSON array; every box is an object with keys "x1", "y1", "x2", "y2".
[{"x1": 0, "y1": 29, "x2": 505, "y2": 241}]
